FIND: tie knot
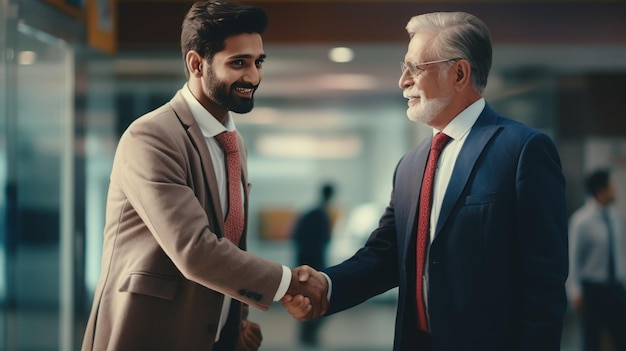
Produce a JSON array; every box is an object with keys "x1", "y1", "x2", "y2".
[
  {"x1": 215, "y1": 131, "x2": 239, "y2": 154},
  {"x1": 431, "y1": 132, "x2": 451, "y2": 151}
]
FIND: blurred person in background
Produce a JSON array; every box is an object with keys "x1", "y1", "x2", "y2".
[
  {"x1": 80, "y1": 1, "x2": 327, "y2": 350},
  {"x1": 291, "y1": 182, "x2": 336, "y2": 346},
  {"x1": 283, "y1": 11, "x2": 568, "y2": 351},
  {"x1": 568, "y1": 168, "x2": 626, "y2": 351}
]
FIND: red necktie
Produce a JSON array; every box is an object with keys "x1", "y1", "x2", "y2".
[
  {"x1": 416, "y1": 132, "x2": 451, "y2": 332},
  {"x1": 215, "y1": 131, "x2": 244, "y2": 245}
]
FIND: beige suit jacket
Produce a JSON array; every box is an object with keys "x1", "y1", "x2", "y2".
[{"x1": 81, "y1": 91, "x2": 283, "y2": 351}]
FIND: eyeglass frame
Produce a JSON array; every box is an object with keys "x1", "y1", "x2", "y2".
[{"x1": 400, "y1": 58, "x2": 462, "y2": 77}]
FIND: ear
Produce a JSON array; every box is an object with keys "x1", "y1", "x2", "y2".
[
  {"x1": 185, "y1": 50, "x2": 203, "y2": 78},
  {"x1": 454, "y1": 59, "x2": 472, "y2": 91}
]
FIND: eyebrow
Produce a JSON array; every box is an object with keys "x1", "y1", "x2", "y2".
[{"x1": 228, "y1": 53, "x2": 267, "y2": 60}]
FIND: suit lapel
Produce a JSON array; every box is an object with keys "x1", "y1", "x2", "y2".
[
  {"x1": 403, "y1": 139, "x2": 431, "y2": 251},
  {"x1": 169, "y1": 91, "x2": 225, "y2": 235},
  {"x1": 435, "y1": 106, "x2": 500, "y2": 237}
]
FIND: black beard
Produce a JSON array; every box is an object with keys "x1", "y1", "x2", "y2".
[
  {"x1": 228, "y1": 83, "x2": 255, "y2": 114},
  {"x1": 206, "y1": 72, "x2": 256, "y2": 114}
]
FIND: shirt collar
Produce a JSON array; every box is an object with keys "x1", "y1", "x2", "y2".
[
  {"x1": 434, "y1": 97, "x2": 485, "y2": 140},
  {"x1": 586, "y1": 197, "x2": 609, "y2": 212},
  {"x1": 181, "y1": 83, "x2": 236, "y2": 138}
]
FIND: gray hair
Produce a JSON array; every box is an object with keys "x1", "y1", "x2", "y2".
[{"x1": 406, "y1": 12, "x2": 492, "y2": 94}]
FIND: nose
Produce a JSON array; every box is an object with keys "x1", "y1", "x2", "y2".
[
  {"x1": 399, "y1": 68, "x2": 413, "y2": 89},
  {"x1": 244, "y1": 65, "x2": 262, "y2": 86}
]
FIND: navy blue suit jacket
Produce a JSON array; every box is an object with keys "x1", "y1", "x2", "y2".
[{"x1": 323, "y1": 104, "x2": 568, "y2": 351}]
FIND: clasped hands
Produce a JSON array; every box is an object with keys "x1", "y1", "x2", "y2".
[{"x1": 280, "y1": 265, "x2": 329, "y2": 321}]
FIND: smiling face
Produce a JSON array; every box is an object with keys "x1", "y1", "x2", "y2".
[
  {"x1": 189, "y1": 32, "x2": 266, "y2": 122},
  {"x1": 399, "y1": 32, "x2": 457, "y2": 128}
]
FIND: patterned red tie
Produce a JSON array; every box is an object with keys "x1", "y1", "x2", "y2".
[
  {"x1": 215, "y1": 131, "x2": 244, "y2": 245},
  {"x1": 416, "y1": 132, "x2": 451, "y2": 332}
]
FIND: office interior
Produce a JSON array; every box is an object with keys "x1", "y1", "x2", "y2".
[{"x1": 1, "y1": 0, "x2": 626, "y2": 350}]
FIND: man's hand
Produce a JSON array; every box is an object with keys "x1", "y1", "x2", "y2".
[
  {"x1": 281, "y1": 294, "x2": 312, "y2": 320},
  {"x1": 281, "y1": 265, "x2": 329, "y2": 321},
  {"x1": 235, "y1": 320, "x2": 262, "y2": 351}
]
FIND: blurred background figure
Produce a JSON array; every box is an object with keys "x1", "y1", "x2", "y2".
[
  {"x1": 568, "y1": 168, "x2": 626, "y2": 351},
  {"x1": 291, "y1": 182, "x2": 336, "y2": 347}
]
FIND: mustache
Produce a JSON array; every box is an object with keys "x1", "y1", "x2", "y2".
[{"x1": 403, "y1": 89, "x2": 423, "y2": 99}]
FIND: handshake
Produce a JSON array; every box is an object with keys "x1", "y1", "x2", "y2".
[{"x1": 281, "y1": 265, "x2": 329, "y2": 321}]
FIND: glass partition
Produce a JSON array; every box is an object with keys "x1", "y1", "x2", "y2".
[
  {"x1": 0, "y1": 1, "x2": 10, "y2": 346},
  {"x1": 0, "y1": 21, "x2": 74, "y2": 351}
]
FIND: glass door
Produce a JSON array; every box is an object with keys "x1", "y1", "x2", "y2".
[{"x1": 0, "y1": 20, "x2": 75, "y2": 351}]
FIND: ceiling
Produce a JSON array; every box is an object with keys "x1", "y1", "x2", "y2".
[
  {"x1": 107, "y1": 1, "x2": 626, "y2": 100},
  {"x1": 116, "y1": 1, "x2": 626, "y2": 49}
]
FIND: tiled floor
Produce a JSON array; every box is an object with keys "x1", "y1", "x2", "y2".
[
  {"x1": 249, "y1": 299, "x2": 395, "y2": 351},
  {"x1": 249, "y1": 298, "x2": 584, "y2": 351}
]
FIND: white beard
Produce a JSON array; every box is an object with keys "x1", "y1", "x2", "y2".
[{"x1": 406, "y1": 93, "x2": 449, "y2": 124}]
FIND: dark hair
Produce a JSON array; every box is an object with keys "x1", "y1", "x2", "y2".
[
  {"x1": 585, "y1": 168, "x2": 611, "y2": 197},
  {"x1": 321, "y1": 183, "x2": 335, "y2": 203},
  {"x1": 180, "y1": 0, "x2": 268, "y2": 77}
]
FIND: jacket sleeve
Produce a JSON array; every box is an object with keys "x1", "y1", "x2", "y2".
[
  {"x1": 515, "y1": 131, "x2": 568, "y2": 350},
  {"x1": 323, "y1": 162, "x2": 402, "y2": 314},
  {"x1": 116, "y1": 114, "x2": 283, "y2": 311}
]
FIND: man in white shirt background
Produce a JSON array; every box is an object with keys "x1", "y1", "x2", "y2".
[{"x1": 568, "y1": 168, "x2": 626, "y2": 351}]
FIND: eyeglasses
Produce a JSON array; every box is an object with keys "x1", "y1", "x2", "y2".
[{"x1": 400, "y1": 58, "x2": 461, "y2": 77}]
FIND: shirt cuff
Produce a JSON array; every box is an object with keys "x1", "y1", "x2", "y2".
[
  {"x1": 273, "y1": 265, "x2": 292, "y2": 301},
  {"x1": 319, "y1": 272, "x2": 332, "y2": 301}
]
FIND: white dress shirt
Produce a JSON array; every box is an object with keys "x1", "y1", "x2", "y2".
[
  {"x1": 181, "y1": 84, "x2": 291, "y2": 341},
  {"x1": 567, "y1": 198, "x2": 626, "y2": 300},
  {"x1": 430, "y1": 98, "x2": 484, "y2": 241}
]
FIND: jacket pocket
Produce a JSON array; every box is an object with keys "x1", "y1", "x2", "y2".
[
  {"x1": 465, "y1": 192, "x2": 498, "y2": 205},
  {"x1": 119, "y1": 272, "x2": 180, "y2": 300}
]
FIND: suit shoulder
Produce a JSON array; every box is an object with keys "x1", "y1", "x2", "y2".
[
  {"x1": 494, "y1": 115, "x2": 555, "y2": 145},
  {"x1": 121, "y1": 103, "x2": 183, "y2": 140},
  {"x1": 496, "y1": 115, "x2": 538, "y2": 134},
  {"x1": 132, "y1": 103, "x2": 177, "y2": 128}
]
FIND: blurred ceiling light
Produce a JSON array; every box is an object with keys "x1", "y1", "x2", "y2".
[
  {"x1": 18, "y1": 51, "x2": 36, "y2": 65},
  {"x1": 314, "y1": 73, "x2": 377, "y2": 90},
  {"x1": 329, "y1": 47, "x2": 354, "y2": 63},
  {"x1": 256, "y1": 134, "x2": 362, "y2": 159}
]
